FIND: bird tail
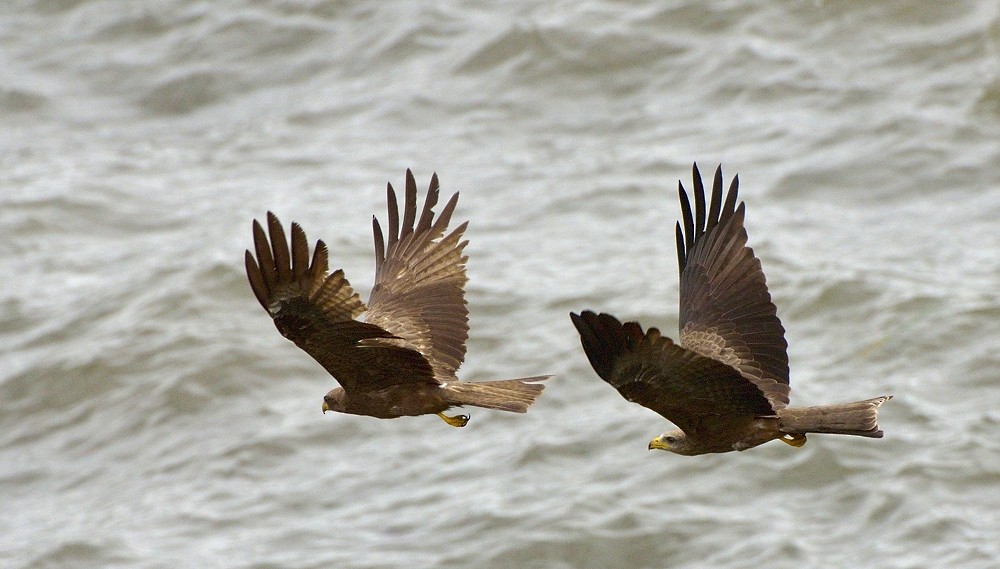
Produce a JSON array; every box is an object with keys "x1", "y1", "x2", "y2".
[
  {"x1": 778, "y1": 396, "x2": 891, "y2": 438},
  {"x1": 445, "y1": 376, "x2": 551, "y2": 413}
]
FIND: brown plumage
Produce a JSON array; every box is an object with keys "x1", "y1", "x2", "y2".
[
  {"x1": 245, "y1": 170, "x2": 549, "y2": 427},
  {"x1": 571, "y1": 164, "x2": 890, "y2": 455}
]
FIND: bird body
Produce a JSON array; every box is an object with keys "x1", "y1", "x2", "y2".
[
  {"x1": 647, "y1": 397, "x2": 892, "y2": 455},
  {"x1": 572, "y1": 164, "x2": 890, "y2": 456},
  {"x1": 246, "y1": 170, "x2": 549, "y2": 426}
]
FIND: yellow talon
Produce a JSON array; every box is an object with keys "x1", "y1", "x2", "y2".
[
  {"x1": 437, "y1": 411, "x2": 469, "y2": 428},
  {"x1": 780, "y1": 433, "x2": 807, "y2": 447}
]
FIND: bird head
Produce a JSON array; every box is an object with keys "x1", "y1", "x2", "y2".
[
  {"x1": 648, "y1": 429, "x2": 697, "y2": 455},
  {"x1": 322, "y1": 388, "x2": 347, "y2": 414}
]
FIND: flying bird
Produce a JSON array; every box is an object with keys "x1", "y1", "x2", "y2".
[
  {"x1": 571, "y1": 164, "x2": 890, "y2": 456},
  {"x1": 245, "y1": 170, "x2": 549, "y2": 427}
]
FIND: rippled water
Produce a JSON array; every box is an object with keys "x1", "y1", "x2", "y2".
[{"x1": 2, "y1": 1, "x2": 1000, "y2": 568}]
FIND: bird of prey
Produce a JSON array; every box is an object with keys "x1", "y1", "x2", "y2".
[
  {"x1": 571, "y1": 164, "x2": 890, "y2": 456},
  {"x1": 245, "y1": 170, "x2": 549, "y2": 427}
]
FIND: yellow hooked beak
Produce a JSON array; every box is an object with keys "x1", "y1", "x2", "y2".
[
  {"x1": 648, "y1": 436, "x2": 670, "y2": 451},
  {"x1": 322, "y1": 400, "x2": 330, "y2": 414}
]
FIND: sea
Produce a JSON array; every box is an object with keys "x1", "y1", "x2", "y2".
[{"x1": 2, "y1": 1, "x2": 999, "y2": 568}]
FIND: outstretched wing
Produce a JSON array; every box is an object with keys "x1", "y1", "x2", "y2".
[
  {"x1": 571, "y1": 311, "x2": 775, "y2": 437},
  {"x1": 245, "y1": 212, "x2": 437, "y2": 393},
  {"x1": 675, "y1": 164, "x2": 790, "y2": 410},
  {"x1": 364, "y1": 170, "x2": 470, "y2": 381}
]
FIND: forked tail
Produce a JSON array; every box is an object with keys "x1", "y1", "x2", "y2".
[
  {"x1": 778, "y1": 395, "x2": 891, "y2": 438},
  {"x1": 445, "y1": 376, "x2": 550, "y2": 413}
]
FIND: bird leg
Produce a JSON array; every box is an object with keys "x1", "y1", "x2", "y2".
[
  {"x1": 780, "y1": 433, "x2": 807, "y2": 447},
  {"x1": 436, "y1": 411, "x2": 470, "y2": 427}
]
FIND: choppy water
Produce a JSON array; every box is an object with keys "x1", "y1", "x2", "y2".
[{"x1": 3, "y1": 1, "x2": 1000, "y2": 568}]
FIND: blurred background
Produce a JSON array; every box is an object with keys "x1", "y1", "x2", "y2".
[{"x1": 2, "y1": 1, "x2": 999, "y2": 568}]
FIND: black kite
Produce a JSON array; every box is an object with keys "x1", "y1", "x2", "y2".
[
  {"x1": 246, "y1": 170, "x2": 549, "y2": 427},
  {"x1": 571, "y1": 164, "x2": 890, "y2": 455}
]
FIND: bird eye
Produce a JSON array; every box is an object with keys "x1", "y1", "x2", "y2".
[{"x1": 665, "y1": 436, "x2": 676, "y2": 444}]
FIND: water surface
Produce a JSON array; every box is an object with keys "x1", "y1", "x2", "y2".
[{"x1": 2, "y1": 2, "x2": 999, "y2": 568}]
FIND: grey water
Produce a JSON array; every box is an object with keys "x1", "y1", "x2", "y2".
[{"x1": 2, "y1": 1, "x2": 1000, "y2": 568}]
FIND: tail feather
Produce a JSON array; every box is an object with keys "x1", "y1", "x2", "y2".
[
  {"x1": 445, "y1": 376, "x2": 550, "y2": 413},
  {"x1": 779, "y1": 395, "x2": 891, "y2": 438}
]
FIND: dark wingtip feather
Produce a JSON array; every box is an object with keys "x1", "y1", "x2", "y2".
[
  {"x1": 416, "y1": 171, "x2": 439, "y2": 233},
  {"x1": 675, "y1": 221, "x2": 685, "y2": 272},
  {"x1": 571, "y1": 310, "x2": 632, "y2": 382},
  {"x1": 386, "y1": 182, "x2": 400, "y2": 249},
  {"x1": 267, "y1": 212, "x2": 291, "y2": 283},
  {"x1": 372, "y1": 216, "x2": 385, "y2": 270},
  {"x1": 244, "y1": 249, "x2": 269, "y2": 311},
  {"x1": 712, "y1": 164, "x2": 724, "y2": 200},
  {"x1": 311, "y1": 239, "x2": 329, "y2": 281},
  {"x1": 693, "y1": 164, "x2": 706, "y2": 238},
  {"x1": 722, "y1": 172, "x2": 740, "y2": 217},
  {"x1": 401, "y1": 169, "x2": 418, "y2": 240},
  {"x1": 433, "y1": 191, "x2": 460, "y2": 234},
  {"x1": 622, "y1": 321, "x2": 645, "y2": 342},
  {"x1": 252, "y1": 218, "x2": 275, "y2": 288},
  {"x1": 290, "y1": 222, "x2": 310, "y2": 281},
  {"x1": 678, "y1": 181, "x2": 694, "y2": 255},
  {"x1": 706, "y1": 170, "x2": 723, "y2": 231}
]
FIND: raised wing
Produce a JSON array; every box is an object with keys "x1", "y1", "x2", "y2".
[
  {"x1": 365, "y1": 170, "x2": 470, "y2": 381},
  {"x1": 245, "y1": 212, "x2": 437, "y2": 392},
  {"x1": 675, "y1": 164, "x2": 790, "y2": 409},
  {"x1": 571, "y1": 311, "x2": 775, "y2": 437}
]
